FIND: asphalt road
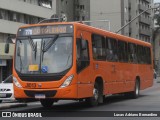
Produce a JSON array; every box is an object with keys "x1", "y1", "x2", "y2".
[{"x1": 1, "y1": 79, "x2": 160, "y2": 120}]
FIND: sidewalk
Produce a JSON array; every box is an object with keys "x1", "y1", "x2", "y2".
[{"x1": 0, "y1": 102, "x2": 27, "y2": 110}]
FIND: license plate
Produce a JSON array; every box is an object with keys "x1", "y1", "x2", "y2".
[
  {"x1": 0, "y1": 93, "x2": 6, "y2": 98},
  {"x1": 35, "y1": 94, "x2": 45, "y2": 99}
]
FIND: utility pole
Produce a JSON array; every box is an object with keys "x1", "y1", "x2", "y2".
[{"x1": 116, "y1": 6, "x2": 158, "y2": 33}]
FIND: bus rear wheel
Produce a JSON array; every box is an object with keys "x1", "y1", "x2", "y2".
[
  {"x1": 131, "y1": 80, "x2": 140, "y2": 99},
  {"x1": 0, "y1": 100, "x2": 2, "y2": 103},
  {"x1": 126, "y1": 80, "x2": 140, "y2": 99},
  {"x1": 40, "y1": 99, "x2": 54, "y2": 108},
  {"x1": 86, "y1": 82, "x2": 100, "y2": 106}
]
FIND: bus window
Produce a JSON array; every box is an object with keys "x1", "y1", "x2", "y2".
[
  {"x1": 106, "y1": 38, "x2": 118, "y2": 62},
  {"x1": 76, "y1": 39, "x2": 90, "y2": 73},
  {"x1": 137, "y1": 45, "x2": 148, "y2": 64},
  {"x1": 128, "y1": 43, "x2": 137, "y2": 63},
  {"x1": 146, "y1": 47, "x2": 151, "y2": 64},
  {"x1": 137, "y1": 45, "x2": 143, "y2": 64},
  {"x1": 92, "y1": 34, "x2": 106, "y2": 61},
  {"x1": 117, "y1": 40, "x2": 128, "y2": 62}
]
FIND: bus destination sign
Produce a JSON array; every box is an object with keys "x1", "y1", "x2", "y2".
[{"x1": 18, "y1": 25, "x2": 73, "y2": 36}]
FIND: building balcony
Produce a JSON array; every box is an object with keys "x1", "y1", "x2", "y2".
[
  {"x1": 145, "y1": 0, "x2": 151, "y2": 3},
  {"x1": 139, "y1": 28, "x2": 151, "y2": 36},
  {"x1": 0, "y1": 43, "x2": 15, "y2": 60},
  {"x1": 139, "y1": 16, "x2": 150, "y2": 25},
  {"x1": 0, "y1": 0, "x2": 55, "y2": 18},
  {"x1": 138, "y1": 4, "x2": 151, "y2": 14},
  {"x1": 0, "y1": 19, "x2": 24, "y2": 34}
]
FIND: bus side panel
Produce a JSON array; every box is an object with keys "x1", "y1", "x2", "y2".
[
  {"x1": 103, "y1": 62, "x2": 115, "y2": 95},
  {"x1": 77, "y1": 84, "x2": 93, "y2": 98},
  {"x1": 139, "y1": 64, "x2": 153, "y2": 90},
  {"x1": 117, "y1": 63, "x2": 133, "y2": 93}
]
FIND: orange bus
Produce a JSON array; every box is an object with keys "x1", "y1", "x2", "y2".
[{"x1": 6, "y1": 21, "x2": 153, "y2": 107}]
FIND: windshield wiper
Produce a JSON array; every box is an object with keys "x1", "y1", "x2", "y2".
[
  {"x1": 17, "y1": 41, "x2": 23, "y2": 73},
  {"x1": 41, "y1": 35, "x2": 59, "y2": 62},
  {"x1": 28, "y1": 37, "x2": 37, "y2": 60},
  {"x1": 42, "y1": 35, "x2": 59, "y2": 52}
]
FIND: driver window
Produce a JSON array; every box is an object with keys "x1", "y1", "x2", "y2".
[{"x1": 76, "y1": 38, "x2": 90, "y2": 73}]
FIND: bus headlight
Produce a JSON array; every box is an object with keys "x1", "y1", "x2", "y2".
[
  {"x1": 60, "y1": 75, "x2": 74, "y2": 88},
  {"x1": 13, "y1": 76, "x2": 22, "y2": 88}
]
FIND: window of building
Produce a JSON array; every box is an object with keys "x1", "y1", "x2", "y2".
[
  {"x1": 82, "y1": 16, "x2": 85, "y2": 21},
  {"x1": 125, "y1": 7, "x2": 128, "y2": 13},
  {"x1": 0, "y1": 9, "x2": 6, "y2": 19},
  {"x1": 38, "y1": 0, "x2": 52, "y2": 9},
  {"x1": 80, "y1": 5, "x2": 85, "y2": 10}
]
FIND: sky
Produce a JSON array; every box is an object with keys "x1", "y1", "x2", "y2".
[{"x1": 154, "y1": 0, "x2": 160, "y2": 3}]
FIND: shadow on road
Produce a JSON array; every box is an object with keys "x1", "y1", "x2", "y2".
[{"x1": 19, "y1": 94, "x2": 147, "y2": 112}]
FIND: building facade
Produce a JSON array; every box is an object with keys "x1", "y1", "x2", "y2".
[
  {"x1": 73, "y1": 0, "x2": 154, "y2": 42},
  {"x1": 0, "y1": 0, "x2": 56, "y2": 82},
  {"x1": 153, "y1": 3, "x2": 160, "y2": 74}
]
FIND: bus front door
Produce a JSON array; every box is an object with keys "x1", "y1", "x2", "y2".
[{"x1": 76, "y1": 31, "x2": 93, "y2": 98}]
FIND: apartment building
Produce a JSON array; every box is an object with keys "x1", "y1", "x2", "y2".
[
  {"x1": 0, "y1": 0, "x2": 56, "y2": 82},
  {"x1": 73, "y1": 0, "x2": 154, "y2": 43}
]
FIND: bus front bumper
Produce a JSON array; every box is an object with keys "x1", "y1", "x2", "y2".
[{"x1": 14, "y1": 84, "x2": 77, "y2": 99}]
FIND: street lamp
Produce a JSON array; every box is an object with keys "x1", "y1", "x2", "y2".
[{"x1": 116, "y1": 6, "x2": 159, "y2": 33}]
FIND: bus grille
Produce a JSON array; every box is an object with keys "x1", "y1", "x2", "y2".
[{"x1": 24, "y1": 90, "x2": 57, "y2": 98}]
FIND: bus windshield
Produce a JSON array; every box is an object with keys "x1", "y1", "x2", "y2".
[{"x1": 15, "y1": 36, "x2": 73, "y2": 74}]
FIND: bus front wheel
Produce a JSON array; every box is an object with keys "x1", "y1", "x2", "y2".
[
  {"x1": 86, "y1": 82, "x2": 100, "y2": 106},
  {"x1": 40, "y1": 99, "x2": 54, "y2": 108}
]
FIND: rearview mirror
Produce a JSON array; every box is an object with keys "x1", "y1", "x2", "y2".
[
  {"x1": 17, "y1": 46, "x2": 21, "y2": 56},
  {"x1": 5, "y1": 43, "x2": 9, "y2": 54},
  {"x1": 4, "y1": 36, "x2": 14, "y2": 54}
]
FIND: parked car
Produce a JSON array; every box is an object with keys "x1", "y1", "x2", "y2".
[{"x1": 0, "y1": 75, "x2": 14, "y2": 103}]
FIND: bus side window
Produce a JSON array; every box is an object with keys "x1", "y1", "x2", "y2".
[
  {"x1": 118, "y1": 40, "x2": 128, "y2": 62},
  {"x1": 146, "y1": 47, "x2": 151, "y2": 64},
  {"x1": 76, "y1": 38, "x2": 90, "y2": 73},
  {"x1": 128, "y1": 43, "x2": 137, "y2": 63},
  {"x1": 92, "y1": 34, "x2": 106, "y2": 61},
  {"x1": 106, "y1": 38, "x2": 117, "y2": 62},
  {"x1": 137, "y1": 45, "x2": 141, "y2": 64},
  {"x1": 106, "y1": 38, "x2": 113, "y2": 61}
]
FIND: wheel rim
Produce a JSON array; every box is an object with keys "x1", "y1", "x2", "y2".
[
  {"x1": 135, "y1": 82, "x2": 139, "y2": 95},
  {"x1": 93, "y1": 88, "x2": 99, "y2": 101}
]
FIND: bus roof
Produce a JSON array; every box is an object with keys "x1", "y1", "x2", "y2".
[{"x1": 18, "y1": 22, "x2": 151, "y2": 47}]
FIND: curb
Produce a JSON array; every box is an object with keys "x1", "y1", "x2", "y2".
[{"x1": 0, "y1": 103, "x2": 27, "y2": 110}]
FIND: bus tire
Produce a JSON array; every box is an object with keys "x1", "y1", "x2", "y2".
[
  {"x1": 130, "y1": 80, "x2": 140, "y2": 99},
  {"x1": 40, "y1": 99, "x2": 54, "y2": 108},
  {"x1": 0, "y1": 100, "x2": 2, "y2": 103},
  {"x1": 86, "y1": 82, "x2": 100, "y2": 106}
]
